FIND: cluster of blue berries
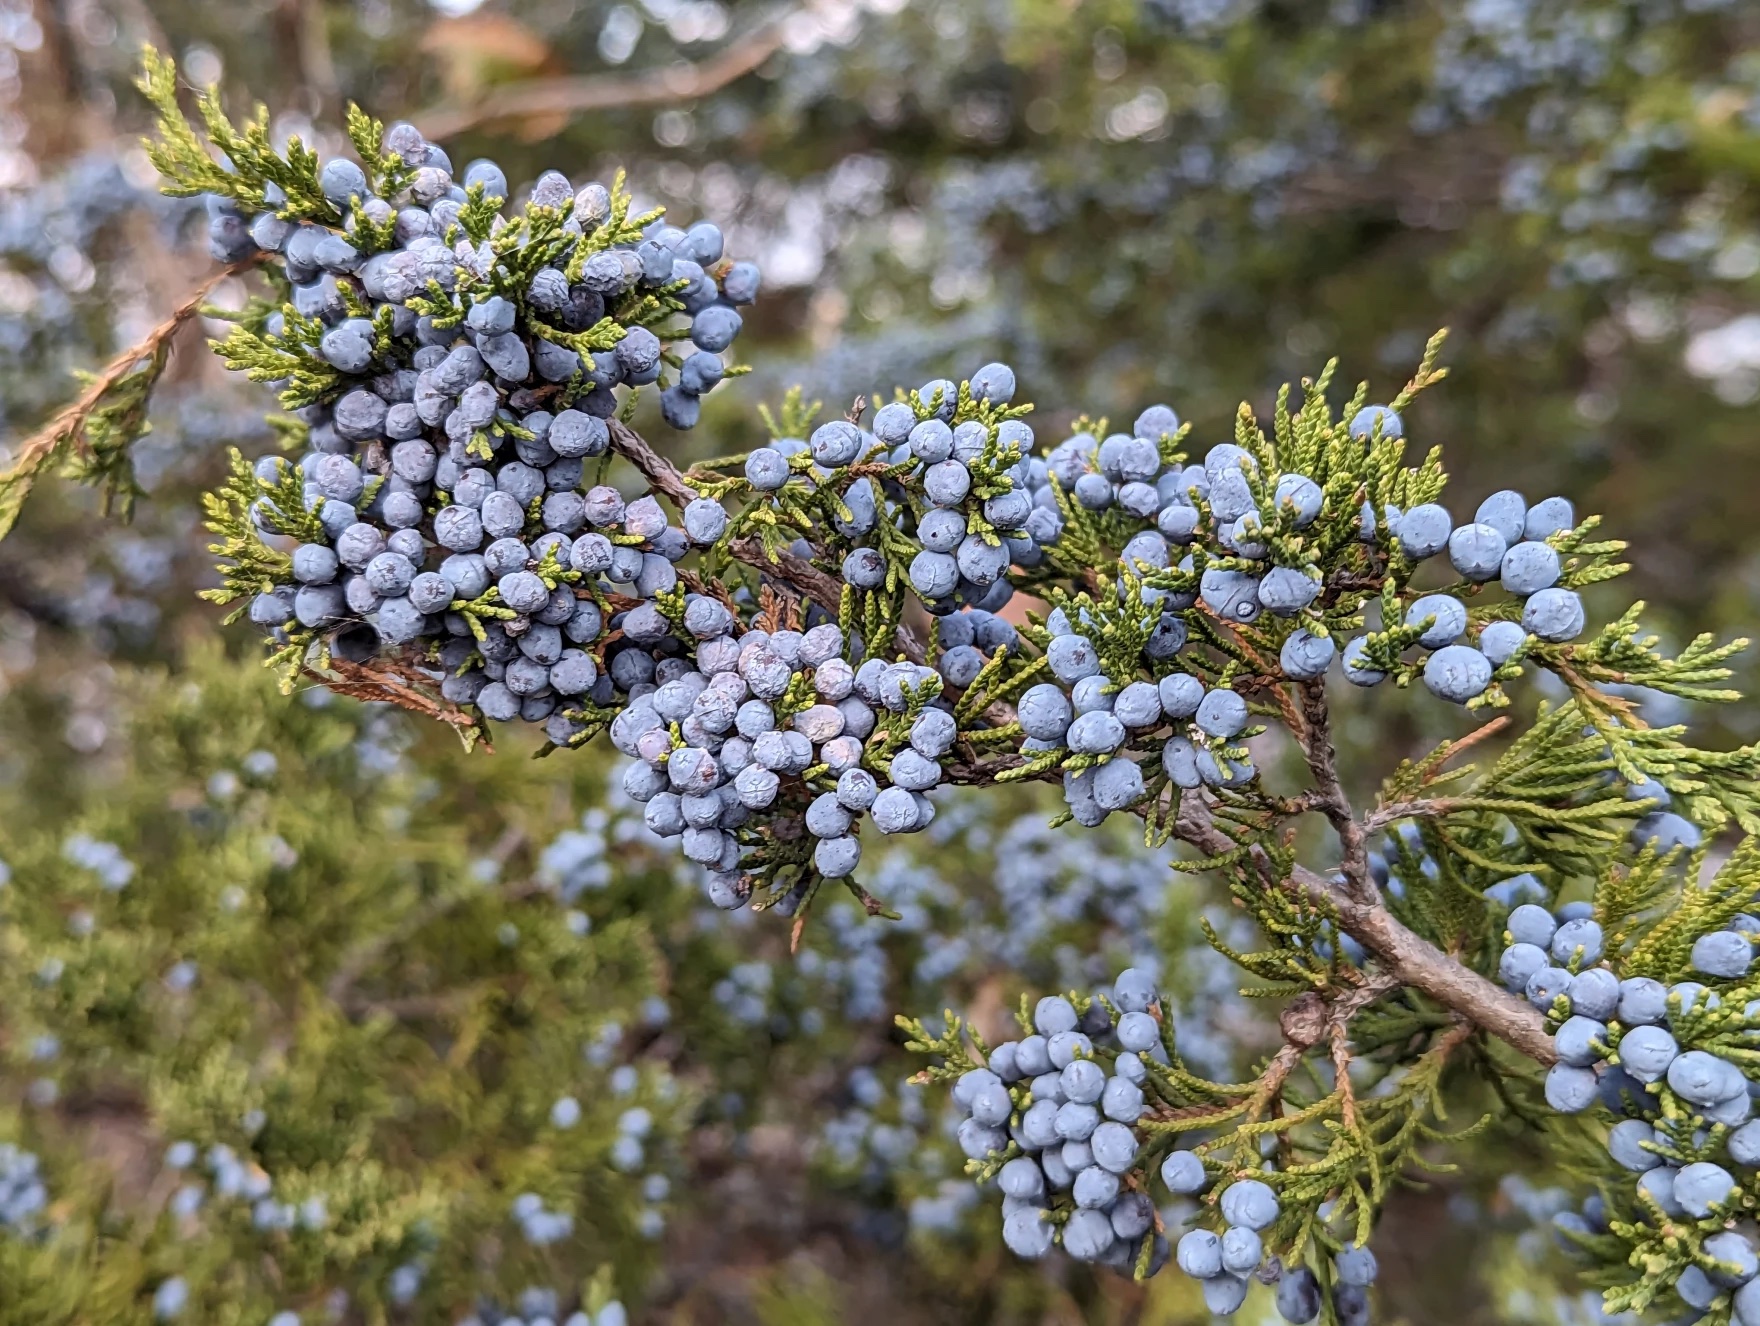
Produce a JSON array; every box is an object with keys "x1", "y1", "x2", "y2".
[
  {"x1": 0, "y1": 1144, "x2": 48, "y2": 1234},
  {"x1": 940, "y1": 968, "x2": 1385, "y2": 1320},
  {"x1": 611, "y1": 618, "x2": 967, "y2": 900},
  {"x1": 219, "y1": 119, "x2": 760, "y2": 738},
  {"x1": 961, "y1": 973, "x2": 1164, "y2": 1273},
  {"x1": 510, "y1": 1191, "x2": 576, "y2": 1247},
  {"x1": 1345, "y1": 469, "x2": 1588, "y2": 704},
  {"x1": 1033, "y1": 397, "x2": 1591, "y2": 709},
  {"x1": 1498, "y1": 892, "x2": 1760, "y2": 1322},
  {"x1": 820, "y1": 1063, "x2": 935, "y2": 1194},
  {"x1": 1162, "y1": 1155, "x2": 1380, "y2": 1323},
  {"x1": 1168, "y1": 1163, "x2": 1283, "y2": 1315},
  {"x1": 866, "y1": 367, "x2": 1034, "y2": 609},
  {"x1": 1496, "y1": 899, "x2": 1755, "y2": 1119},
  {"x1": 1556, "y1": 1176, "x2": 1760, "y2": 1325},
  {"x1": 62, "y1": 831, "x2": 136, "y2": 890},
  {"x1": 163, "y1": 1138, "x2": 330, "y2": 1236}
]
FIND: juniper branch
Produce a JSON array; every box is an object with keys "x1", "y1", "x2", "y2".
[
  {"x1": 1295, "y1": 679, "x2": 1375, "y2": 906},
  {"x1": 1170, "y1": 788, "x2": 1557, "y2": 1064},
  {"x1": 0, "y1": 261, "x2": 260, "y2": 539}
]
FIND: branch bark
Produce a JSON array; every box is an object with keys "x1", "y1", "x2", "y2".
[
  {"x1": 1321, "y1": 890, "x2": 1557, "y2": 1064},
  {"x1": 1172, "y1": 789, "x2": 1556, "y2": 1065},
  {"x1": 1264, "y1": 680, "x2": 1558, "y2": 1063},
  {"x1": 1296, "y1": 679, "x2": 1375, "y2": 906},
  {"x1": 414, "y1": 12, "x2": 795, "y2": 141}
]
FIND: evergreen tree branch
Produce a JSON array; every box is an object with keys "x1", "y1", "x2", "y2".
[
  {"x1": 413, "y1": 10, "x2": 799, "y2": 140},
  {"x1": 1170, "y1": 789, "x2": 1558, "y2": 1064},
  {"x1": 1294, "y1": 679, "x2": 1375, "y2": 906},
  {"x1": 0, "y1": 260, "x2": 260, "y2": 539}
]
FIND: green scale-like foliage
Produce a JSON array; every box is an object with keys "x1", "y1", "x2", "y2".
[{"x1": 0, "y1": 647, "x2": 686, "y2": 1321}]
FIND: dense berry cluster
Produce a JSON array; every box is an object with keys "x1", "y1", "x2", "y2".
[
  {"x1": 1498, "y1": 888, "x2": 1760, "y2": 1324},
  {"x1": 963, "y1": 979, "x2": 1163, "y2": 1274},
  {"x1": 933, "y1": 967, "x2": 1382, "y2": 1320},
  {"x1": 595, "y1": 363, "x2": 1034, "y2": 899},
  {"x1": 214, "y1": 118, "x2": 760, "y2": 726},
  {"x1": 611, "y1": 617, "x2": 952, "y2": 896},
  {"x1": 1349, "y1": 470, "x2": 1587, "y2": 703}
]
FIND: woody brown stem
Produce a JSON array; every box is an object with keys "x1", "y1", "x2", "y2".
[
  {"x1": 1172, "y1": 789, "x2": 1556, "y2": 1065},
  {"x1": 0, "y1": 259, "x2": 262, "y2": 533},
  {"x1": 414, "y1": 11, "x2": 796, "y2": 141}
]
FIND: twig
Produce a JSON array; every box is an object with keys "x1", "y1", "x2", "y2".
[
  {"x1": 1324, "y1": 972, "x2": 1399, "y2": 1128},
  {"x1": 1257, "y1": 681, "x2": 1556, "y2": 1061},
  {"x1": 1361, "y1": 798, "x2": 1464, "y2": 835},
  {"x1": 0, "y1": 261, "x2": 258, "y2": 514},
  {"x1": 1295, "y1": 679, "x2": 1374, "y2": 905},
  {"x1": 1329, "y1": 1021, "x2": 1358, "y2": 1129},
  {"x1": 1361, "y1": 719, "x2": 1513, "y2": 833},
  {"x1": 1171, "y1": 790, "x2": 1557, "y2": 1065},
  {"x1": 1324, "y1": 891, "x2": 1557, "y2": 1065},
  {"x1": 607, "y1": 417, "x2": 697, "y2": 507},
  {"x1": 1246, "y1": 1043, "x2": 1306, "y2": 1121},
  {"x1": 414, "y1": 11, "x2": 796, "y2": 141},
  {"x1": 1263, "y1": 972, "x2": 1400, "y2": 1133},
  {"x1": 1434, "y1": 714, "x2": 1514, "y2": 764}
]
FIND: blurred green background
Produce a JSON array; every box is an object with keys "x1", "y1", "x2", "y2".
[{"x1": 0, "y1": 0, "x2": 1756, "y2": 1321}]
